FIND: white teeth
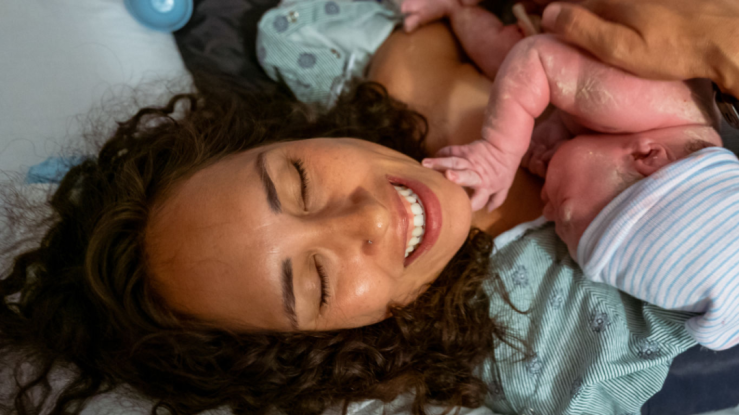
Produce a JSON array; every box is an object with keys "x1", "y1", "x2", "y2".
[{"x1": 394, "y1": 185, "x2": 425, "y2": 258}]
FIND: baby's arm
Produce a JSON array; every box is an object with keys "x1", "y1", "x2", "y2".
[{"x1": 424, "y1": 34, "x2": 715, "y2": 211}]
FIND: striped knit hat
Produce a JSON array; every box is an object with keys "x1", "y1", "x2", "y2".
[{"x1": 578, "y1": 146, "x2": 739, "y2": 350}]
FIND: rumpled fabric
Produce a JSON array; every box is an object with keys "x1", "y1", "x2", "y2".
[{"x1": 579, "y1": 147, "x2": 739, "y2": 350}]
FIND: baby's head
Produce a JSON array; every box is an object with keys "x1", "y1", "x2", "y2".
[{"x1": 541, "y1": 126, "x2": 722, "y2": 258}]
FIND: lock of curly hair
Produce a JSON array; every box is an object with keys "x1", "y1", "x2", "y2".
[{"x1": 0, "y1": 80, "x2": 525, "y2": 415}]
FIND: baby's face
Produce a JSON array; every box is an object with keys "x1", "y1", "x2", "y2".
[
  {"x1": 541, "y1": 128, "x2": 720, "y2": 259},
  {"x1": 542, "y1": 134, "x2": 636, "y2": 259}
]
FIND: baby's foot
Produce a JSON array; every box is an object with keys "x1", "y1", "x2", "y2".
[
  {"x1": 448, "y1": 6, "x2": 523, "y2": 79},
  {"x1": 401, "y1": 0, "x2": 461, "y2": 32}
]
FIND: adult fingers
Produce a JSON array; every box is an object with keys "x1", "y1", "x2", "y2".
[{"x1": 542, "y1": 2, "x2": 645, "y2": 71}]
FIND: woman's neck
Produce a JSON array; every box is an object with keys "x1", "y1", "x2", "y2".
[{"x1": 472, "y1": 168, "x2": 544, "y2": 237}]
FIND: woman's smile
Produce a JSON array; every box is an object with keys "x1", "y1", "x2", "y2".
[
  {"x1": 389, "y1": 177, "x2": 442, "y2": 266},
  {"x1": 145, "y1": 138, "x2": 471, "y2": 331}
]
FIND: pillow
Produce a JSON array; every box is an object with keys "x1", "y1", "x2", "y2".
[{"x1": 0, "y1": 0, "x2": 189, "y2": 178}]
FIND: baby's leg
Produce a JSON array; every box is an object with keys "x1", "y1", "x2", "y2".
[
  {"x1": 448, "y1": 6, "x2": 524, "y2": 79},
  {"x1": 482, "y1": 34, "x2": 717, "y2": 162},
  {"x1": 423, "y1": 34, "x2": 717, "y2": 211}
]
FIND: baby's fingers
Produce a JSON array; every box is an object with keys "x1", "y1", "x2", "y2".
[
  {"x1": 434, "y1": 145, "x2": 465, "y2": 158},
  {"x1": 403, "y1": 15, "x2": 421, "y2": 33},
  {"x1": 486, "y1": 189, "x2": 509, "y2": 212},
  {"x1": 445, "y1": 169, "x2": 482, "y2": 188},
  {"x1": 469, "y1": 188, "x2": 493, "y2": 212},
  {"x1": 422, "y1": 156, "x2": 473, "y2": 172}
]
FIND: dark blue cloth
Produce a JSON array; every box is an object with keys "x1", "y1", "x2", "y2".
[{"x1": 643, "y1": 344, "x2": 739, "y2": 414}]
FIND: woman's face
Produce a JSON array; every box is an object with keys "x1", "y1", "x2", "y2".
[{"x1": 146, "y1": 138, "x2": 472, "y2": 331}]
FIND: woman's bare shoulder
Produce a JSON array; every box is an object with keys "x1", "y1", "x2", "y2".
[
  {"x1": 368, "y1": 23, "x2": 493, "y2": 154},
  {"x1": 368, "y1": 23, "x2": 463, "y2": 97}
]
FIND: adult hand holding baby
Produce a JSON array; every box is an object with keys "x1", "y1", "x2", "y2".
[{"x1": 540, "y1": 0, "x2": 739, "y2": 97}]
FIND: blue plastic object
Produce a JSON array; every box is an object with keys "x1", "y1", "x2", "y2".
[
  {"x1": 124, "y1": 0, "x2": 194, "y2": 32},
  {"x1": 26, "y1": 156, "x2": 88, "y2": 184}
]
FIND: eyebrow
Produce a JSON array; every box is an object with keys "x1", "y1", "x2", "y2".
[
  {"x1": 257, "y1": 151, "x2": 281, "y2": 213},
  {"x1": 281, "y1": 259, "x2": 298, "y2": 330}
]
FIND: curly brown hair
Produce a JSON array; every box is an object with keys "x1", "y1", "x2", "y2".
[{"x1": 0, "y1": 81, "x2": 524, "y2": 415}]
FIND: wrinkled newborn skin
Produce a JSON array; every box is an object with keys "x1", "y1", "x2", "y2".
[
  {"x1": 424, "y1": 34, "x2": 721, "y2": 256},
  {"x1": 544, "y1": 125, "x2": 720, "y2": 258}
]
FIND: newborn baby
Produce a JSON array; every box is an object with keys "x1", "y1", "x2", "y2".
[
  {"x1": 423, "y1": 34, "x2": 721, "y2": 211},
  {"x1": 426, "y1": 34, "x2": 739, "y2": 350}
]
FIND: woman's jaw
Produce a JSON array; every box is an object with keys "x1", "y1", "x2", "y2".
[{"x1": 145, "y1": 138, "x2": 472, "y2": 332}]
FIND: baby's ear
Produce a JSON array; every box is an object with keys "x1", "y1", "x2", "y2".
[{"x1": 632, "y1": 141, "x2": 674, "y2": 177}]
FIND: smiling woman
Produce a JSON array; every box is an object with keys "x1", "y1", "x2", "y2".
[
  {"x1": 145, "y1": 137, "x2": 471, "y2": 331},
  {"x1": 0, "y1": 80, "x2": 521, "y2": 415}
]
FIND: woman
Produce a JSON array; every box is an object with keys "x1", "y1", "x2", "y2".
[
  {"x1": 0, "y1": 30, "x2": 531, "y2": 412},
  {"x1": 0, "y1": 23, "x2": 693, "y2": 415}
]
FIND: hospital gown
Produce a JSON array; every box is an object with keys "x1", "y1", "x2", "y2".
[{"x1": 482, "y1": 222, "x2": 696, "y2": 414}]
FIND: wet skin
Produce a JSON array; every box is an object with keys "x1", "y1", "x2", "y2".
[
  {"x1": 145, "y1": 138, "x2": 472, "y2": 331},
  {"x1": 147, "y1": 24, "x2": 547, "y2": 333},
  {"x1": 542, "y1": 125, "x2": 722, "y2": 259}
]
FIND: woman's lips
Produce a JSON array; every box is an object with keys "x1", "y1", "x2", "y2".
[
  {"x1": 389, "y1": 182, "x2": 411, "y2": 257},
  {"x1": 395, "y1": 190, "x2": 416, "y2": 247},
  {"x1": 387, "y1": 176, "x2": 442, "y2": 267}
]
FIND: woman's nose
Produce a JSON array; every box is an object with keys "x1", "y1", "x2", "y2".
[{"x1": 323, "y1": 187, "x2": 390, "y2": 246}]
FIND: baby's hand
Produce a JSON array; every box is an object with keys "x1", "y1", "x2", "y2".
[
  {"x1": 521, "y1": 110, "x2": 572, "y2": 177},
  {"x1": 401, "y1": 0, "x2": 475, "y2": 32},
  {"x1": 422, "y1": 139, "x2": 521, "y2": 212}
]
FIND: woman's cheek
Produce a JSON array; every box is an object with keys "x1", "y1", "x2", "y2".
[{"x1": 333, "y1": 270, "x2": 396, "y2": 326}]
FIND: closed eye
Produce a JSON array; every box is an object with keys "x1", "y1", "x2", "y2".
[
  {"x1": 291, "y1": 159, "x2": 326, "y2": 308},
  {"x1": 315, "y1": 257, "x2": 329, "y2": 308},
  {"x1": 291, "y1": 158, "x2": 309, "y2": 208}
]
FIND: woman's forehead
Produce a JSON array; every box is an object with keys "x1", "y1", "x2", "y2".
[{"x1": 144, "y1": 147, "x2": 294, "y2": 328}]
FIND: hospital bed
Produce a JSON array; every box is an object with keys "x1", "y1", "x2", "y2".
[{"x1": 0, "y1": 0, "x2": 738, "y2": 414}]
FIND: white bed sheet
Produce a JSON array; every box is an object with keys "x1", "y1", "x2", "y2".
[{"x1": 0, "y1": 0, "x2": 189, "y2": 177}]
